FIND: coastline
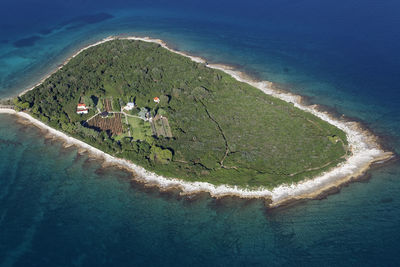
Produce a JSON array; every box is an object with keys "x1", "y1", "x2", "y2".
[{"x1": 3, "y1": 35, "x2": 395, "y2": 208}]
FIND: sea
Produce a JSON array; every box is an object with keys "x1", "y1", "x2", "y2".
[{"x1": 1, "y1": 0, "x2": 400, "y2": 266}]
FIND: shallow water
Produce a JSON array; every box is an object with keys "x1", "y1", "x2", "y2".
[{"x1": 1, "y1": 0, "x2": 400, "y2": 266}]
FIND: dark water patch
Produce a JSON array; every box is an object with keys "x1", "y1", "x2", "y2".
[
  {"x1": 15, "y1": 120, "x2": 44, "y2": 140},
  {"x1": 370, "y1": 154, "x2": 399, "y2": 173},
  {"x1": 93, "y1": 166, "x2": 107, "y2": 178},
  {"x1": 13, "y1": 35, "x2": 42, "y2": 48},
  {"x1": 157, "y1": 187, "x2": 184, "y2": 201},
  {"x1": 210, "y1": 196, "x2": 263, "y2": 211},
  {"x1": 43, "y1": 136, "x2": 62, "y2": 146},
  {"x1": 127, "y1": 178, "x2": 186, "y2": 202},
  {"x1": 208, "y1": 196, "x2": 257, "y2": 213},
  {"x1": 60, "y1": 12, "x2": 114, "y2": 27},
  {"x1": 0, "y1": 138, "x2": 21, "y2": 147},
  {"x1": 82, "y1": 157, "x2": 101, "y2": 171},
  {"x1": 104, "y1": 166, "x2": 131, "y2": 180},
  {"x1": 264, "y1": 198, "x2": 309, "y2": 215},
  {"x1": 65, "y1": 24, "x2": 86, "y2": 31},
  {"x1": 126, "y1": 176, "x2": 216, "y2": 205},
  {"x1": 71, "y1": 150, "x2": 86, "y2": 165},
  {"x1": 353, "y1": 173, "x2": 372, "y2": 183},
  {"x1": 238, "y1": 198, "x2": 264, "y2": 210},
  {"x1": 129, "y1": 179, "x2": 163, "y2": 195},
  {"x1": 0, "y1": 39, "x2": 8, "y2": 44},
  {"x1": 380, "y1": 197, "x2": 393, "y2": 204},
  {"x1": 58, "y1": 144, "x2": 77, "y2": 156},
  {"x1": 38, "y1": 28, "x2": 53, "y2": 35},
  {"x1": 370, "y1": 132, "x2": 400, "y2": 155},
  {"x1": 181, "y1": 192, "x2": 210, "y2": 206},
  {"x1": 93, "y1": 164, "x2": 129, "y2": 182},
  {"x1": 76, "y1": 12, "x2": 114, "y2": 24}
]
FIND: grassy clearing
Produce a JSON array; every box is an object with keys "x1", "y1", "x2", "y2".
[{"x1": 127, "y1": 116, "x2": 152, "y2": 141}]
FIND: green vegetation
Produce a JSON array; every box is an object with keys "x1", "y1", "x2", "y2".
[
  {"x1": 112, "y1": 98, "x2": 121, "y2": 112},
  {"x1": 16, "y1": 39, "x2": 348, "y2": 188},
  {"x1": 127, "y1": 116, "x2": 152, "y2": 141},
  {"x1": 13, "y1": 98, "x2": 30, "y2": 111}
]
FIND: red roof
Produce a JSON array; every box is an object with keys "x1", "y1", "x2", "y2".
[
  {"x1": 153, "y1": 97, "x2": 160, "y2": 101},
  {"x1": 77, "y1": 103, "x2": 86, "y2": 107}
]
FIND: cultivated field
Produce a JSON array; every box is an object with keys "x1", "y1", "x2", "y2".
[
  {"x1": 151, "y1": 115, "x2": 172, "y2": 138},
  {"x1": 87, "y1": 113, "x2": 123, "y2": 135},
  {"x1": 103, "y1": 99, "x2": 112, "y2": 112}
]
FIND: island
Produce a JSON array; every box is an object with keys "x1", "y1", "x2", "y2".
[
  {"x1": 12, "y1": 38, "x2": 348, "y2": 187},
  {"x1": 1, "y1": 37, "x2": 392, "y2": 207}
]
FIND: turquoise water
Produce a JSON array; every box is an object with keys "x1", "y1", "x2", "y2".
[{"x1": 1, "y1": 1, "x2": 400, "y2": 266}]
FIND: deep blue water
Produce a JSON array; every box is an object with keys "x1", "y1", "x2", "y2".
[{"x1": 1, "y1": 1, "x2": 400, "y2": 266}]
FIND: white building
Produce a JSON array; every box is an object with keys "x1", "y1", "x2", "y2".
[
  {"x1": 123, "y1": 102, "x2": 135, "y2": 111},
  {"x1": 76, "y1": 103, "x2": 89, "y2": 114}
]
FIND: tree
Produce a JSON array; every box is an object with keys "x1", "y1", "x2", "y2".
[
  {"x1": 82, "y1": 95, "x2": 95, "y2": 107},
  {"x1": 150, "y1": 146, "x2": 172, "y2": 164},
  {"x1": 13, "y1": 98, "x2": 30, "y2": 111}
]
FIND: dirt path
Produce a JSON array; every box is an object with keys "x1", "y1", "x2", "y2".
[
  {"x1": 124, "y1": 114, "x2": 131, "y2": 137},
  {"x1": 196, "y1": 98, "x2": 235, "y2": 169},
  {"x1": 86, "y1": 111, "x2": 100, "y2": 123}
]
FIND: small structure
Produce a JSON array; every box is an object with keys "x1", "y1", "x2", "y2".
[
  {"x1": 145, "y1": 111, "x2": 151, "y2": 120},
  {"x1": 123, "y1": 102, "x2": 135, "y2": 111},
  {"x1": 153, "y1": 97, "x2": 160, "y2": 103},
  {"x1": 76, "y1": 103, "x2": 88, "y2": 114},
  {"x1": 138, "y1": 107, "x2": 149, "y2": 120}
]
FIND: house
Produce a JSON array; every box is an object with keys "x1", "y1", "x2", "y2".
[
  {"x1": 77, "y1": 109, "x2": 88, "y2": 114},
  {"x1": 153, "y1": 97, "x2": 160, "y2": 103},
  {"x1": 123, "y1": 102, "x2": 135, "y2": 111},
  {"x1": 76, "y1": 103, "x2": 89, "y2": 114}
]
